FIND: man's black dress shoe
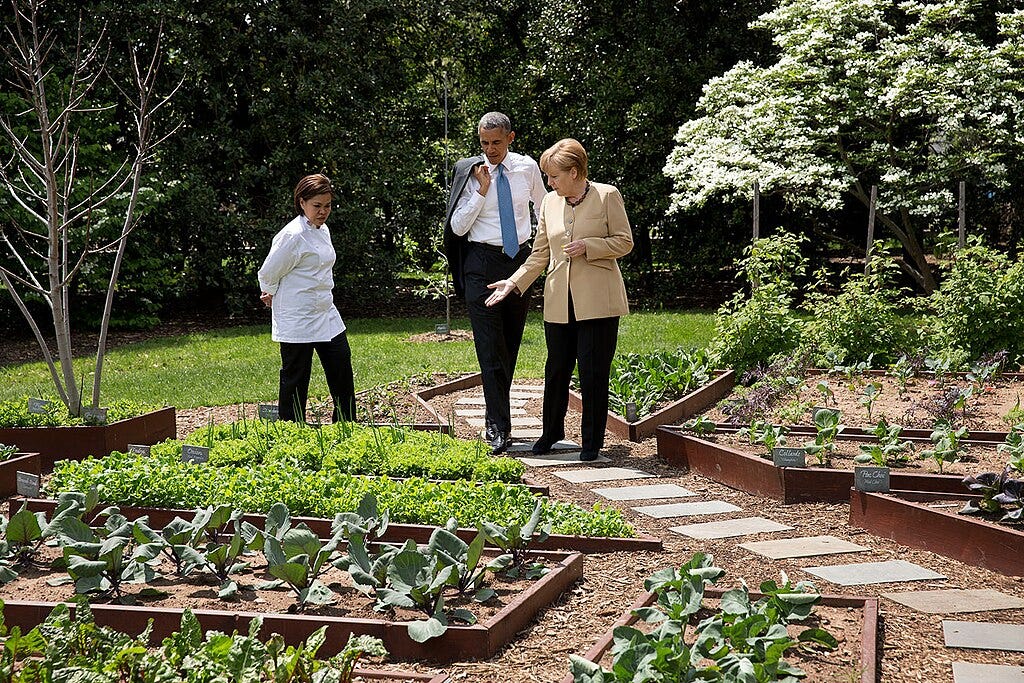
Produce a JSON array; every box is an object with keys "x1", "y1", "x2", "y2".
[
  {"x1": 484, "y1": 424, "x2": 498, "y2": 441},
  {"x1": 531, "y1": 434, "x2": 565, "y2": 456},
  {"x1": 579, "y1": 450, "x2": 599, "y2": 462},
  {"x1": 490, "y1": 431, "x2": 513, "y2": 455}
]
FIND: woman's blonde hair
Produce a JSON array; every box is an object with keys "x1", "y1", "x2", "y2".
[{"x1": 540, "y1": 138, "x2": 587, "y2": 180}]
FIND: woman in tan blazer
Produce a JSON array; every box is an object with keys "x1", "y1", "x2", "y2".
[{"x1": 486, "y1": 138, "x2": 633, "y2": 460}]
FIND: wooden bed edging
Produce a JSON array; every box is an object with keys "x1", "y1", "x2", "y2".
[
  {"x1": 15, "y1": 499, "x2": 661, "y2": 553},
  {"x1": 706, "y1": 422, "x2": 1013, "y2": 446},
  {"x1": 849, "y1": 489, "x2": 1024, "y2": 578},
  {"x1": 0, "y1": 407, "x2": 177, "y2": 472},
  {"x1": 558, "y1": 588, "x2": 879, "y2": 683},
  {"x1": 412, "y1": 373, "x2": 485, "y2": 426},
  {"x1": 655, "y1": 428, "x2": 965, "y2": 504},
  {"x1": 0, "y1": 551, "x2": 583, "y2": 664},
  {"x1": 568, "y1": 370, "x2": 737, "y2": 442}
]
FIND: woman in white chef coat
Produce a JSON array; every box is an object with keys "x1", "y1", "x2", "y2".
[{"x1": 258, "y1": 173, "x2": 355, "y2": 423}]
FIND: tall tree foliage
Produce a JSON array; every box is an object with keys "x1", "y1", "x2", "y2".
[{"x1": 665, "y1": 0, "x2": 1024, "y2": 293}]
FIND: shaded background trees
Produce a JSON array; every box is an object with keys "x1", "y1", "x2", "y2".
[{"x1": 4, "y1": 0, "x2": 1019, "y2": 335}]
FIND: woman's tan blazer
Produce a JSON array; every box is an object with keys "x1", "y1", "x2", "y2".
[{"x1": 509, "y1": 182, "x2": 633, "y2": 323}]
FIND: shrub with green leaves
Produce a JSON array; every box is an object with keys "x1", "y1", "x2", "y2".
[
  {"x1": 924, "y1": 241, "x2": 1024, "y2": 365},
  {"x1": 47, "y1": 456, "x2": 635, "y2": 538},
  {"x1": 708, "y1": 232, "x2": 807, "y2": 372},
  {"x1": 800, "y1": 251, "x2": 916, "y2": 366}
]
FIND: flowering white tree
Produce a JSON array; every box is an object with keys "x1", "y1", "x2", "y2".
[
  {"x1": 0, "y1": 0, "x2": 179, "y2": 414},
  {"x1": 664, "y1": 0, "x2": 1024, "y2": 292}
]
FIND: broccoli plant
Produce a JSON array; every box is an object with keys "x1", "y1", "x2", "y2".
[{"x1": 859, "y1": 382, "x2": 882, "y2": 421}]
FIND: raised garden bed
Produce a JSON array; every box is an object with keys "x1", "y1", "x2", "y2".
[
  {"x1": 13, "y1": 498, "x2": 662, "y2": 553},
  {"x1": 0, "y1": 451, "x2": 40, "y2": 497},
  {"x1": 569, "y1": 370, "x2": 736, "y2": 442},
  {"x1": 0, "y1": 549, "x2": 584, "y2": 664},
  {"x1": 849, "y1": 489, "x2": 1024, "y2": 578},
  {"x1": 559, "y1": 587, "x2": 878, "y2": 683},
  {"x1": 656, "y1": 428, "x2": 966, "y2": 504},
  {"x1": 0, "y1": 406, "x2": 176, "y2": 471}
]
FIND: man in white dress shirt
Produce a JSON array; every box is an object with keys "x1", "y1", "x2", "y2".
[{"x1": 443, "y1": 112, "x2": 546, "y2": 453}]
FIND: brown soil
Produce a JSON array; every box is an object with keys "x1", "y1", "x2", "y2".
[
  {"x1": 9, "y1": 374, "x2": 1024, "y2": 682},
  {"x1": 405, "y1": 329, "x2": 474, "y2": 344},
  {"x1": 0, "y1": 544, "x2": 536, "y2": 626},
  {"x1": 710, "y1": 371, "x2": 1024, "y2": 433}
]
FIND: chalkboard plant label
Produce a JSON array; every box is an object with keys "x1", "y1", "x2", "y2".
[
  {"x1": 855, "y1": 466, "x2": 890, "y2": 492},
  {"x1": 82, "y1": 407, "x2": 108, "y2": 425},
  {"x1": 435, "y1": 323, "x2": 450, "y2": 335},
  {"x1": 16, "y1": 471, "x2": 41, "y2": 497},
  {"x1": 258, "y1": 404, "x2": 279, "y2": 421},
  {"x1": 27, "y1": 398, "x2": 52, "y2": 414},
  {"x1": 181, "y1": 444, "x2": 210, "y2": 464},
  {"x1": 127, "y1": 444, "x2": 152, "y2": 456},
  {"x1": 772, "y1": 447, "x2": 807, "y2": 468}
]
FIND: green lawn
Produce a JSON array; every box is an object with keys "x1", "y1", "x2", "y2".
[{"x1": 0, "y1": 311, "x2": 716, "y2": 408}]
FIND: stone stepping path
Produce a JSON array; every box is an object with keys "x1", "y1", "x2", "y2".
[
  {"x1": 553, "y1": 467, "x2": 655, "y2": 483},
  {"x1": 802, "y1": 560, "x2": 945, "y2": 586},
  {"x1": 510, "y1": 390, "x2": 544, "y2": 400},
  {"x1": 882, "y1": 589, "x2": 1024, "y2": 614},
  {"x1": 739, "y1": 535, "x2": 869, "y2": 560},
  {"x1": 633, "y1": 500, "x2": 741, "y2": 519},
  {"x1": 592, "y1": 483, "x2": 697, "y2": 501},
  {"x1": 671, "y1": 517, "x2": 794, "y2": 540},
  {"x1": 952, "y1": 662, "x2": 1024, "y2": 682},
  {"x1": 943, "y1": 621, "x2": 1024, "y2": 652},
  {"x1": 513, "y1": 428, "x2": 544, "y2": 439}
]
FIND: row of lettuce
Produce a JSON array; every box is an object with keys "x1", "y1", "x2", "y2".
[{"x1": 43, "y1": 419, "x2": 633, "y2": 539}]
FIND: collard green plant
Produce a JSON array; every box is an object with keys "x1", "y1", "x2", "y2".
[
  {"x1": 429, "y1": 521, "x2": 500, "y2": 602},
  {"x1": 803, "y1": 408, "x2": 843, "y2": 465},
  {"x1": 262, "y1": 515, "x2": 346, "y2": 608},
  {"x1": 570, "y1": 554, "x2": 836, "y2": 682},
  {"x1": 859, "y1": 382, "x2": 882, "y2": 421},
  {"x1": 681, "y1": 415, "x2": 716, "y2": 436},
  {"x1": 0, "y1": 599, "x2": 387, "y2": 682},
  {"x1": 998, "y1": 425, "x2": 1024, "y2": 475},
  {"x1": 888, "y1": 355, "x2": 916, "y2": 397}
]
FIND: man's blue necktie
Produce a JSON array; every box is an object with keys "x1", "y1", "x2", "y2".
[{"x1": 495, "y1": 163, "x2": 519, "y2": 258}]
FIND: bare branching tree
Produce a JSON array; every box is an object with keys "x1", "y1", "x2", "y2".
[{"x1": 0, "y1": 0, "x2": 180, "y2": 415}]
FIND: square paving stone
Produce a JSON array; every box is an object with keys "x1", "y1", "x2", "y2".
[
  {"x1": 513, "y1": 384, "x2": 546, "y2": 392},
  {"x1": 882, "y1": 589, "x2": 1024, "y2": 614},
  {"x1": 802, "y1": 560, "x2": 945, "y2": 586},
  {"x1": 953, "y1": 662, "x2": 1024, "y2": 683},
  {"x1": 507, "y1": 439, "x2": 579, "y2": 454},
  {"x1": 553, "y1": 467, "x2": 656, "y2": 483},
  {"x1": 455, "y1": 397, "x2": 526, "y2": 407},
  {"x1": 943, "y1": 621, "x2": 1024, "y2": 652},
  {"x1": 512, "y1": 428, "x2": 544, "y2": 439},
  {"x1": 466, "y1": 417, "x2": 541, "y2": 428},
  {"x1": 670, "y1": 517, "x2": 794, "y2": 540},
  {"x1": 592, "y1": 483, "x2": 698, "y2": 501},
  {"x1": 456, "y1": 408, "x2": 527, "y2": 418},
  {"x1": 632, "y1": 500, "x2": 742, "y2": 518},
  {"x1": 739, "y1": 535, "x2": 870, "y2": 560},
  {"x1": 510, "y1": 391, "x2": 544, "y2": 400},
  {"x1": 518, "y1": 452, "x2": 611, "y2": 467}
]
